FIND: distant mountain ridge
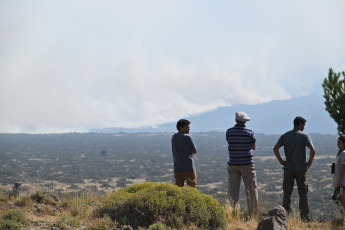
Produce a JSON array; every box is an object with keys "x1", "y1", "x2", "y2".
[{"x1": 91, "y1": 93, "x2": 338, "y2": 134}]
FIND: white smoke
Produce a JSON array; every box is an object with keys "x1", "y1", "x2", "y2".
[{"x1": 0, "y1": 0, "x2": 344, "y2": 133}]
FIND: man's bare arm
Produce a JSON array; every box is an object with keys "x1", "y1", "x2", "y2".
[
  {"x1": 337, "y1": 164, "x2": 345, "y2": 188},
  {"x1": 305, "y1": 145, "x2": 315, "y2": 167},
  {"x1": 273, "y1": 144, "x2": 286, "y2": 165},
  {"x1": 251, "y1": 142, "x2": 256, "y2": 150}
]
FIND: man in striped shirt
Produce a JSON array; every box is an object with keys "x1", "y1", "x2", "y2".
[{"x1": 226, "y1": 111, "x2": 258, "y2": 216}]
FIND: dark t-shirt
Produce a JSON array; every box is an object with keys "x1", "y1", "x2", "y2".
[
  {"x1": 171, "y1": 132, "x2": 196, "y2": 173},
  {"x1": 276, "y1": 129, "x2": 313, "y2": 171}
]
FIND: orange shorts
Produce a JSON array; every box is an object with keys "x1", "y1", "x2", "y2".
[{"x1": 174, "y1": 170, "x2": 197, "y2": 188}]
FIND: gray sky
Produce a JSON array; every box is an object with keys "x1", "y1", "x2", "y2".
[{"x1": 1, "y1": 0, "x2": 345, "y2": 133}]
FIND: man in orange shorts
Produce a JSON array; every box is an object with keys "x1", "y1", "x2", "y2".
[{"x1": 171, "y1": 119, "x2": 197, "y2": 188}]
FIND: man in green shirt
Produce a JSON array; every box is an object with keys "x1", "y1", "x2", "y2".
[{"x1": 273, "y1": 116, "x2": 316, "y2": 221}]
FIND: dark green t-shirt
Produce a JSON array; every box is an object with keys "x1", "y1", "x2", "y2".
[{"x1": 277, "y1": 129, "x2": 313, "y2": 171}]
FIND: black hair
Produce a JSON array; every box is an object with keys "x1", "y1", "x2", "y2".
[
  {"x1": 339, "y1": 135, "x2": 345, "y2": 143},
  {"x1": 293, "y1": 116, "x2": 306, "y2": 127},
  {"x1": 337, "y1": 135, "x2": 345, "y2": 156},
  {"x1": 176, "y1": 119, "x2": 191, "y2": 131}
]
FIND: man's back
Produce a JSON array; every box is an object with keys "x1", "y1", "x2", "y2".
[
  {"x1": 226, "y1": 125, "x2": 256, "y2": 165},
  {"x1": 277, "y1": 130, "x2": 313, "y2": 171},
  {"x1": 171, "y1": 132, "x2": 196, "y2": 173},
  {"x1": 273, "y1": 117, "x2": 315, "y2": 221}
]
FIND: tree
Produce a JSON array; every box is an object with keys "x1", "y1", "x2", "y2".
[{"x1": 322, "y1": 68, "x2": 345, "y2": 134}]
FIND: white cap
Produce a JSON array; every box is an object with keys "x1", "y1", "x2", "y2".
[{"x1": 236, "y1": 111, "x2": 251, "y2": 122}]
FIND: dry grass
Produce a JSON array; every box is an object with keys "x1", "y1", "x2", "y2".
[
  {"x1": 224, "y1": 201, "x2": 262, "y2": 230},
  {"x1": 0, "y1": 188, "x2": 106, "y2": 230},
  {"x1": 1, "y1": 186, "x2": 345, "y2": 230},
  {"x1": 223, "y1": 201, "x2": 344, "y2": 230}
]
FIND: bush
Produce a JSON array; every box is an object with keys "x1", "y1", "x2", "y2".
[
  {"x1": 148, "y1": 221, "x2": 166, "y2": 230},
  {"x1": 89, "y1": 226, "x2": 107, "y2": 230},
  {"x1": 95, "y1": 182, "x2": 228, "y2": 229},
  {"x1": 15, "y1": 196, "x2": 33, "y2": 207},
  {"x1": 56, "y1": 213, "x2": 81, "y2": 229},
  {"x1": 30, "y1": 191, "x2": 58, "y2": 205},
  {"x1": 86, "y1": 215, "x2": 117, "y2": 230},
  {"x1": 0, "y1": 220, "x2": 22, "y2": 230},
  {"x1": 0, "y1": 209, "x2": 28, "y2": 230},
  {"x1": 0, "y1": 190, "x2": 7, "y2": 203}
]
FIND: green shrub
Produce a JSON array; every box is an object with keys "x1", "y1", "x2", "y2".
[
  {"x1": 89, "y1": 227, "x2": 107, "y2": 230},
  {"x1": 15, "y1": 196, "x2": 33, "y2": 207},
  {"x1": 95, "y1": 182, "x2": 228, "y2": 229},
  {"x1": 30, "y1": 191, "x2": 57, "y2": 205},
  {"x1": 148, "y1": 221, "x2": 166, "y2": 230},
  {"x1": 88, "y1": 216, "x2": 117, "y2": 230},
  {"x1": 56, "y1": 213, "x2": 81, "y2": 229},
  {"x1": 0, "y1": 220, "x2": 22, "y2": 230},
  {"x1": 0, "y1": 209, "x2": 28, "y2": 229},
  {"x1": 0, "y1": 190, "x2": 7, "y2": 203}
]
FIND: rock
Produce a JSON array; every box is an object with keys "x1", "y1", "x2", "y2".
[
  {"x1": 8, "y1": 182, "x2": 22, "y2": 198},
  {"x1": 257, "y1": 206, "x2": 287, "y2": 230},
  {"x1": 13, "y1": 182, "x2": 22, "y2": 197}
]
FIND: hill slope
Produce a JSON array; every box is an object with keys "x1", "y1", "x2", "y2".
[{"x1": 93, "y1": 93, "x2": 337, "y2": 134}]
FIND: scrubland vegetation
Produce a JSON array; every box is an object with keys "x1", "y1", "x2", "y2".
[{"x1": 1, "y1": 182, "x2": 344, "y2": 229}]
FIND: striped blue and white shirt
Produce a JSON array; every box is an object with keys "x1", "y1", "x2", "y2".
[{"x1": 226, "y1": 125, "x2": 256, "y2": 165}]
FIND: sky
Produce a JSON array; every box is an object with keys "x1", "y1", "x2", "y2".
[{"x1": 1, "y1": 0, "x2": 345, "y2": 133}]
